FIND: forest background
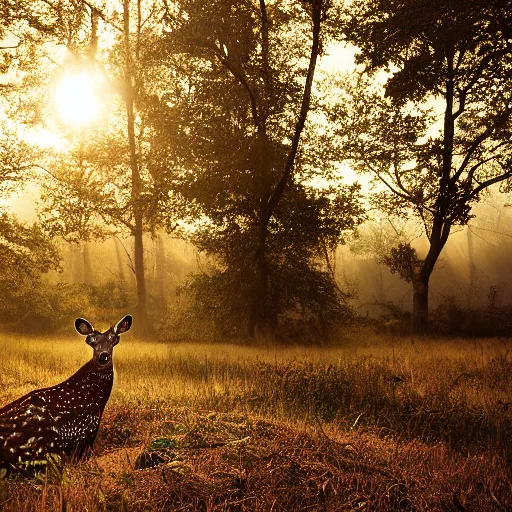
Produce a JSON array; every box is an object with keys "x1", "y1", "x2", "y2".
[{"x1": 2, "y1": 0, "x2": 512, "y2": 341}]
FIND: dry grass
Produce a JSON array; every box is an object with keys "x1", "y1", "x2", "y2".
[{"x1": 0, "y1": 332, "x2": 510, "y2": 510}]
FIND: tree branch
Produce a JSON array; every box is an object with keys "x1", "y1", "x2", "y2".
[
  {"x1": 259, "y1": 0, "x2": 273, "y2": 102},
  {"x1": 466, "y1": 156, "x2": 500, "y2": 186},
  {"x1": 81, "y1": 0, "x2": 123, "y2": 32},
  {"x1": 452, "y1": 88, "x2": 466, "y2": 120},
  {"x1": 453, "y1": 105, "x2": 512, "y2": 182},
  {"x1": 114, "y1": 235, "x2": 136, "y2": 274},
  {"x1": 391, "y1": 141, "x2": 415, "y2": 199},
  {"x1": 452, "y1": 128, "x2": 494, "y2": 181},
  {"x1": 358, "y1": 152, "x2": 436, "y2": 214},
  {"x1": 263, "y1": 0, "x2": 323, "y2": 224},
  {"x1": 468, "y1": 171, "x2": 512, "y2": 200},
  {"x1": 207, "y1": 44, "x2": 262, "y2": 132}
]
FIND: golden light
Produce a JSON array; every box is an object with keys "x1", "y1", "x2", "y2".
[{"x1": 54, "y1": 71, "x2": 102, "y2": 127}]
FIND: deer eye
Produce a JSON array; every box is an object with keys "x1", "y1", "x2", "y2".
[{"x1": 88, "y1": 336, "x2": 98, "y2": 345}]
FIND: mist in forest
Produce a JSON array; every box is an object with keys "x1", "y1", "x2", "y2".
[
  {"x1": 10, "y1": 189, "x2": 507, "y2": 339},
  {"x1": 2, "y1": 0, "x2": 512, "y2": 340}
]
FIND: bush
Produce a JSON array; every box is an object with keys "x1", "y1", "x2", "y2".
[
  {"x1": 0, "y1": 281, "x2": 83, "y2": 332},
  {"x1": 182, "y1": 261, "x2": 353, "y2": 342},
  {"x1": 431, "y1": 288, "x2": 512, "y2": 337},
  {"x1": 0, "y1": 278, "x2": 137, "y2": 333}
]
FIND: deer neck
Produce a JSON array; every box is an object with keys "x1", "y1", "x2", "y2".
[{"x1": 64, "y1": 359, "x2": 114, "y2": 408}]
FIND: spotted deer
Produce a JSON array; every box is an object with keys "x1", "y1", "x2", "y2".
[{"x1": 0, "y1": 315, "x2": 132, "y2": 470}]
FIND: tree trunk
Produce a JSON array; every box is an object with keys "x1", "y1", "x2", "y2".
[
  {"x1": 247, "y1": 0, "x2": 323, "y2": 339},
  {"x1": 249, "y1": 221, "x2": 271, "y2": 340},
  {"x1": 412, "y1": 276, "x2": 429, "y2": 334},
  {"x1": 133, "y1": 224, "x2": 147, "y2": 328},
  {"x1": 411, "y1": 217, "x2": 451, "y2": 334},
  {"x1": 410, "y1": 52, "x2": 456, "y2": 335},
  {"x1": 155, "y1": 235, "x2": 167, "y2": 307},
  {"x1": 123, "y1": 0, "x2": 147, "y2": 331},
  {"x1": 467, "y1": 226, "x2": 475, "y2": 309},
  {"x1": 114, "y1": 237, "x2": 126, "y2": 283}
]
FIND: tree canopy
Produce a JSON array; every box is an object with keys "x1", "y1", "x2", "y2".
[
  {"x1": 331, "y1": 0, "x2": 512, "y2": 332},
  {"x1": 139, "y1": 0, "x2": 365, "y2": 338}
]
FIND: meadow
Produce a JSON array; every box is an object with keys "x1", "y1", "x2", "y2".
[{"x1": 0, "y1": 331, "x2": 510, "y2": 511}]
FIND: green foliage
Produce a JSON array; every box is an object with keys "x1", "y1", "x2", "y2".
[
  {"x1": 0, "y1": 0, "x2": 363, "y2": 339},
  {"x1": 183, "y1": 181, "x2": 363, "y2": 340},
  {"x1": 0, "y1": 213, "x2": 57, "y2": 274},
  {"x1": 336, "y1": 0, "x2": 512, "y2": 228},
  {"x1": 1, "y1": 1, "x2": 88, "y2": 45},
  {"x1": 382, "y1": 242, "x2": 421, "y2": 284},
  {"x1": 331, "y1": 0, "x2": 512, "y2": 332},
  {"x1": 142, "y1": 0, "x2": 364, "y2": 338},
  {"x1": 0, "y1": 211, "x2": 134, "y2": 330},
  {"x1": 149, "y1": 438, "x2": 179, "y2": 451},
  {"x1": 36, "y1": 106, "x2": 147, "y2": 243},
  {"x1": 87, "y1": 280, "x2": 135, "y2": 313},
  {"x1": 0, "y1": 213, "x2": 65, "y2": 329},
  {"x1": 1, "y1": 282, "x2": 85, "y2": 332}
]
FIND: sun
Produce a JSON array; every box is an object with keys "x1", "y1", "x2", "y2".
[{"x1": 54, "y1": 71, "x2": 102, "y2": 127}]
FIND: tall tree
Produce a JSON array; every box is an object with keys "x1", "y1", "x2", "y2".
[
  {"x1": 0, "y1": 1, "x2": 70, "y2": 327},
  {"x1": 333, "y1": 0, "x2": 512, "y2": 333},
  {"x1": 145, "y1": 0, "x2": 363, "y2": 339},
  {"x1": 122, "y1": 0, "x2": 147, "y2": 329}
]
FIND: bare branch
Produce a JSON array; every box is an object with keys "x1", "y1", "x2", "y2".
[
  {"x1": 453, "y1": 128, "x2": 494, "y2": 180},
  {"x1": 453, "y1": 105, "x2": 512, "y2": 182},
  {"x1": 358, "y1": 152, "x2": 436, "y2": 214},
  {"x1": 114, "y1": 235, "x2": 136, "y2": 274},
  {"x1": 391, "y1": 143, "x2": 415, "y2": 198},
  {"x1": 464, "y1": 156, "x2": 502, "y2": 188}
]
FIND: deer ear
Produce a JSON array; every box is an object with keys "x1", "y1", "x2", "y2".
[
  {"x1": 114, "y1": 315, "x2": 132, "y2": 334},
  {"x1": 75, "y1": 318, "x2": 94, "y2": 336}
]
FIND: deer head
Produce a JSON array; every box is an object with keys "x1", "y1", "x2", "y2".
[{"x1": 74, "y1": 315, "x2": 132, "y2": 368}]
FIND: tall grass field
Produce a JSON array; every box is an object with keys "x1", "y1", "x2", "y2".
[{"x1": 0, "y1": 332, "x2": 510, "y2": 510}]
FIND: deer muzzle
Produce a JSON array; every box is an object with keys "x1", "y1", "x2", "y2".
[{"x1": 98, "y1": 352, "x2": 110, "y2": 366}]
